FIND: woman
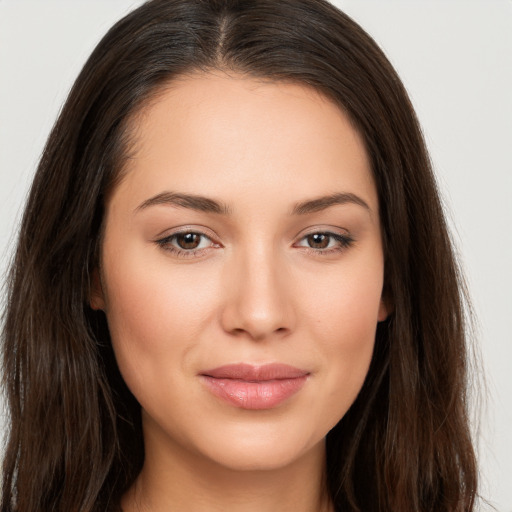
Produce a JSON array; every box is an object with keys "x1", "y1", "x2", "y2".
[{"x1": 1, "y1": 0, "x2": 478, "y2": 510}]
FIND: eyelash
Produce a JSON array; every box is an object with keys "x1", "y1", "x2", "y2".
[
  {"x1": 296, "y1": 232, "x2": 355, "y2": 256},
  {"x1": 155, "y1": 230, "x2": 218, "y2": 259},
  {"x1": 155, "y1": 230, "x2": 355, "y2": 258}
]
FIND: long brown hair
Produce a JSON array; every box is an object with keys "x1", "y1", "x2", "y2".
[{"x1": 1, "y1": 1, "x2": 477, "y2": 510}]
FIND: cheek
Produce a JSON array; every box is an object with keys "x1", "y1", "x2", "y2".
[
  {"x1": 101, "y1": 246, "x2": 219, "y2": 393},
  {"x1": 299, "y1": 257, "x2": 383, "y2": 426},
  {"x1": 105, "y1": 245, "x2": 216, "y2": 335},
  {"x1": 304, "y1": 254, "x2": 383, "y2": 347}
]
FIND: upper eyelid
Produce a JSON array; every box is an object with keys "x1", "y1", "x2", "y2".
[
  {"x1": 155, "y1": 225, "x2": 218, "y2": 241},
  {"x1": 293, "y1": 226, "x2": 350, "y2": 241}
]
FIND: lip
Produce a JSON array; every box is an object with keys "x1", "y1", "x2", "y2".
[{"x1": 199, "y1": 363, "x2": 310, "y2": 410}]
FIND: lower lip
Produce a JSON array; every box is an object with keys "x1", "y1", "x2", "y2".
[{"x1": 200, "y1": 375, "x2": 308, "y2": 410}]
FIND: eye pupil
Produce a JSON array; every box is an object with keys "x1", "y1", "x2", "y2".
[
  {"x1": 308, "y1": 233, "x2": 329, "y2": 249},
  {"x1": 177, "y1": 233, "x2": 201, "y2": 249}
]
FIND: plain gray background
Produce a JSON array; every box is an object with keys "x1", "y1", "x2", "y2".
[{"x1": 1, "y1": 1, "x2": 511, "y2": 510}]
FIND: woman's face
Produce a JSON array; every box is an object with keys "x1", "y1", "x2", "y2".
[{"x1": 92, "y1": 72, "x2": 388, "y2": 471}]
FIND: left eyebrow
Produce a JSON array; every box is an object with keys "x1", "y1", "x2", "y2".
[{"x1": 291, "y1": 192, "x2": 371, "y2": 215}]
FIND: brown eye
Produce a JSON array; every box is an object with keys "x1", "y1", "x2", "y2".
[
  {"x1": 306, "y1": 233, "x2": 330, "y2": 249},
  {"x1": 295, "y1": 231, "x2": 354, "y2": 254},
  {"x1": 156, "y1": 230, "x2": 218, "y2": 256},
  {"x1": 176, "y1": 232, "x2": 202, "y2": 249}
]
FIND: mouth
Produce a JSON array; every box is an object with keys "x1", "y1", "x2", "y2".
[{"x1": 199, "y1": 363, "x2": 310, "y2": 410}]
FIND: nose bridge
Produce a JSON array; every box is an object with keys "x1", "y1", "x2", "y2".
[{"x1": 221, "y1": 241, "x2": 294, "y2": 340}]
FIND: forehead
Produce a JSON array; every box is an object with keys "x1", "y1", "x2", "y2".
[{"x1": 113, "y1": 71, "x2": 377, "y2": 213}]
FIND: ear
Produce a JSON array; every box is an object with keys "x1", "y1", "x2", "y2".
[
  {"x1": 377, "y1": 294, "x2": 393, "y2": 322},
  {"x1": 89, "y1": 267, "x2": 106, "y2": 311}
]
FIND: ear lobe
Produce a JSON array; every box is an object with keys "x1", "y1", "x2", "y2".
[
  {"x1": 89, "y1": 268, "x2": 106, "y2": 311},
  {"x1": 377, "y1": 295, "x2": 393, "y2": 322}
]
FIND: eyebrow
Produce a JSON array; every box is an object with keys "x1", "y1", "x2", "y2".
[
  {"x1": 291, "y1": 192, "x2": 371, "y2": 215},
  {"x1": 136, "y1": 191, "x2": 232, "y2": 215},
  {"x1": 135, "y1": 191, "x2": 370, "y2": 215}
]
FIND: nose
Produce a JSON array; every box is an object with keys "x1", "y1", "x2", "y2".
[{"x1": 220, "y1": 246, "x2": 295, "y2": 341}]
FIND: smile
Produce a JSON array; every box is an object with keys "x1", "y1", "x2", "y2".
[{"x1": 200, "y1": 363, "x2": 310, "y2": 410}]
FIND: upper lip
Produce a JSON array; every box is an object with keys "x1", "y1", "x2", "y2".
[{"x1": 201, "y1": 363, "x2": 309, "y2": 381}]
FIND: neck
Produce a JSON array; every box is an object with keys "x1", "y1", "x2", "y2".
[{"x1": 121, "y1": 422, "x2": 333, "y2": 512}]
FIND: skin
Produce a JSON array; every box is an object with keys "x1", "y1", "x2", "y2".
[{"x1": 91, "y1": 71, "x2": 388, "y2": 512}]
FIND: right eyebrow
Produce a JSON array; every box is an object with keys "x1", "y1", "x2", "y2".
[{"x1": 135, "y1": 191, "x2": 232, "y2": 215}]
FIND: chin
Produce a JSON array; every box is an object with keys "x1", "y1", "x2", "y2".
[{"x1": 192, "y1": 426, "x2": 326, "y2": 473}]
